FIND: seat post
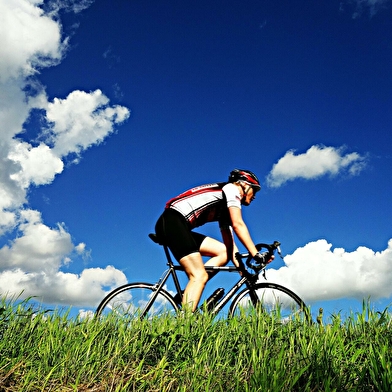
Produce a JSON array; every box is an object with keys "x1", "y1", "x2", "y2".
[
  {"x1": 148, "y1": 233, "x2": 175, "y2": 267},
  {"x1": 163, "y1": 244, "x2": 175, "y2": 267},
  {"x1": 148, "y1": 233, "x2": 183, "y2": 299}
]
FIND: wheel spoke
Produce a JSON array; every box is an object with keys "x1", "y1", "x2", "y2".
[
  {"x1": 230, "y1": 283, "x2": 310, "y2": 322},
  {"x1": 96, "y1": 283, "x2": 178, "y2": 321}
]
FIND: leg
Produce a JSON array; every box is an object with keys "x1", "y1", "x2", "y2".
[
  {"x1": 179, "y1": 252, "x2": 209, "y2": 312},
  {"x1": 155, "y1": 211, "x2": 218, "y2": 311},
  {"x1": 201, "y1": 236, "x2": 229, "y2": 280},
  {"x1": 201, "y1": 236, "x2": 229, "y2": 267}
]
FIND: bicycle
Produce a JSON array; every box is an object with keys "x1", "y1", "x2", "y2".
[{"x1": 95, "y1": 233, "x2": 311, "y2": 323}]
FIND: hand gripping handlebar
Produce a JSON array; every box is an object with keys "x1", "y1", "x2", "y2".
[{"x1": 245, "y1": 240, "x2": 282, "y2": 272}]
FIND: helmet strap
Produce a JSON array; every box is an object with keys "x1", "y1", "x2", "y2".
[{"x1": 240, "y1": 182, "x2": 250, "y2": 203}]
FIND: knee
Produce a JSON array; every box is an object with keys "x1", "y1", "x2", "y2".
[
  {"x1": 190, "y1": 269, "x2": 209, "y2": 285},
  {"x1": 216, "y1": 245, "x2": 229, "y2": 265}
]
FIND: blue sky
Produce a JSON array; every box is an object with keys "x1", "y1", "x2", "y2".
[{"x1": 1, "y1": 0, "x2": 392, "y2": 321}]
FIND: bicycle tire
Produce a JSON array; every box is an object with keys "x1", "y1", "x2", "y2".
[
  {"x1": 229, "y1": 282, "x2": 311, "y2": 323},
  {"x1": 95, "y1": 282, "x2": 179, "y2": 320}
]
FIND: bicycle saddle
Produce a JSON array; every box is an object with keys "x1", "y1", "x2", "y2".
[{"x1": 148, "y1": 233, "x2": 166, "y2": 246}]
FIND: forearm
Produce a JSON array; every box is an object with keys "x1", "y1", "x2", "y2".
[
  {"x1": 232, "y1": 220, "x2": 258, "y2": 257},
  {"x1": 220, "y1": 227, "x2": 239, "y2": 266}
]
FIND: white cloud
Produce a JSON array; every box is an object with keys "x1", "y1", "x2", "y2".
[
  {"x1": 0, "y1": 0, "x2": 63, "y2": 81},
  {"x1": 265, "y1": 239, "x2": 392, "y2": 304},
  {"x1": 266, "y1": 145, "x2": 367, "y2": 188},
  {"x1": 45, "y1": 89, "x2": 130, "y2": 158},
  {"x1": 0, "y1": 209, "x2": 72, "y2": 273},
  {"x1": 0, "y1": 266, "x2": 127, "y2": 307},
  {"x1": 45, "y1": 0, "x2": 95, "y2": 15},
  {"x1": 341, "y1": 0, "x2": 390, "y2": 18},
  {"x1": 0, "y1": 0, "x2": 130, "y2": 307},
  {"x1": 9, "y1": 141, "x2": 64, "y2": 187},
  {"x1": 0, "y1": 209, "x2": 127, "y2": 306}
]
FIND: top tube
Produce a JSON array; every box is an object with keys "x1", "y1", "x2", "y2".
[{"x1": 172, "y1": 264, "x2": 239, "y2": 272}]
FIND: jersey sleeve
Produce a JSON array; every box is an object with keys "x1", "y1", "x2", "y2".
[{"x1": 222, "y1": 183, "x2": 241, "y2": 209}]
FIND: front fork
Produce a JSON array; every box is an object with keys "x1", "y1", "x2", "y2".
[{"x1": 244, "y1": 272, "x2": 260, "y2": 306}]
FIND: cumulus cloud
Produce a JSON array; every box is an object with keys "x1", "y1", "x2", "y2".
[
  {"x1": 0, "y1": 265, "x2": 127, "y2": 307},
  {"x1": 8, "y1": 141, "x2": 64, "y2": 187},
  {"x1": 266, "y1": 239, "x2": 392, "y2": 305},
  {"x1": 0, "y1": 209, "x2": 127, "y2": 306},
  {"x1": 45, "y1": 89, "x2": 130, "y2": 158},
  {"x1": 0, "y1": 210, "x2": 73, "y2": 274},
  {"x1": 266, "y1": 145, "x2": 367, "y2": 188},
  {"x1": 0, "y1": 0, "x2": 63, "y2": 81},
  {"x1": 0, "y1": 0, "x2": 129, "y2": 307}
]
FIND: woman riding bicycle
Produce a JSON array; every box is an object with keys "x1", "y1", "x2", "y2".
[{"x1": 155, "y1": 169, "x2": 272, "y2": 312}]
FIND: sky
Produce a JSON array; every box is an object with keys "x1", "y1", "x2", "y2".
[{"x1": 1, "y1": 0, "x2": 392, "y2": 321}]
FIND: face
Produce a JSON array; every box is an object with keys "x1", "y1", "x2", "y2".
[{"x1": 242, "y1": 186, "x2": 257, "y2": 206}]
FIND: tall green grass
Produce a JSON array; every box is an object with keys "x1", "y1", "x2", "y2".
[{"x1": 0, "y1": 297, "x2": 391, "y2": 391}]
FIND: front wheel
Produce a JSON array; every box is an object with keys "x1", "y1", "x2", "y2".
[
  {"x1": 229, "y1": 282, "x2": 311, "y2": 323},
  {"x1": 95, "y1": 282, "x2": 179, "y2": 320}
]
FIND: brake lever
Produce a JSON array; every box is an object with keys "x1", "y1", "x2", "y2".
[{"x1": 244, "y1": 241, "x2": 283, "y2": 278}]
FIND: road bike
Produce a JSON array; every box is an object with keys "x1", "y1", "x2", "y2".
[{"x1": 95, "y1": 233, "x2": 311, "y2": 323}]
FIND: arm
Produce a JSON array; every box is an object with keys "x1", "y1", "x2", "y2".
[
  {"x1": 220, "y1": 226, "x2": 240, "y2": 267},
  {"x1": 228, "y1": 206, "x2": 258, "y2": 258}
]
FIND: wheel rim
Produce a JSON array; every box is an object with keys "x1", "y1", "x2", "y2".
[
  {"x1": 231, "y1": 285, "x2": 308, "y2": 322},
  {"x1": 98, "y1": 285, "x2": 178, "y2": 320}
]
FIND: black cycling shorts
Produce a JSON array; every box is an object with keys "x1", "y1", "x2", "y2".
[{"x1": 155, "y1": 208, "x2": 206, "y2": 261}]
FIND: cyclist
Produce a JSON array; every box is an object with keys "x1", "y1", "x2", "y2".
[{"x1": 155, "y1": 169, "x2": 272, "y2": 312}]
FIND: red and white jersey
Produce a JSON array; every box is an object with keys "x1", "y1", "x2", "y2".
[{"x1": 165, "y1": 182, "x2": 241, "y2": 229}]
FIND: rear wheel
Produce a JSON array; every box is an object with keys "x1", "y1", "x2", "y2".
[
  {"x1": 229, "y1": 282, "x2": 311, "y2": 323},
  {"x1": 95, "y1": 282, "x2": 179, "y2": 320}
]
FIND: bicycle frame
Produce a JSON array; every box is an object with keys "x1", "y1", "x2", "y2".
[
  {"x1": 143, "y1": 241, "x2": 259, "y2": 317},
  {"x1": 96, "y1": 236, "x2": 310, "y2": 322}
]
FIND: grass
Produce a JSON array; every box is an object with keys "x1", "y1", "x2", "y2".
[{"x1": 0, "y1": 297, "x2": 391, "y2": 391}]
